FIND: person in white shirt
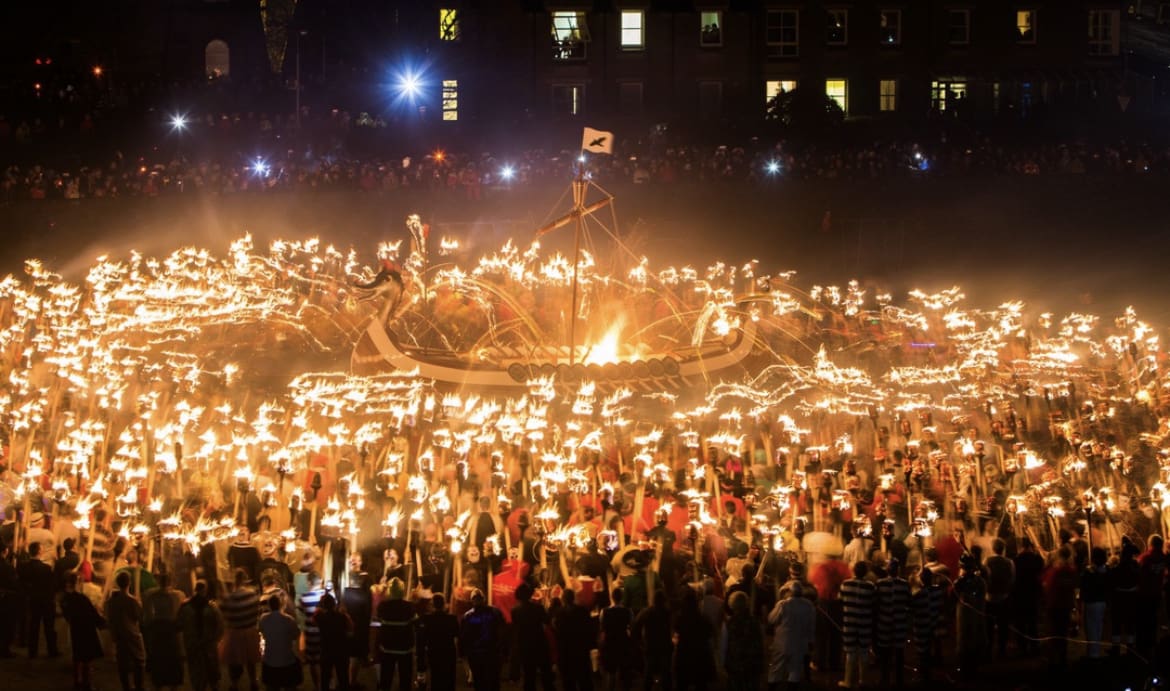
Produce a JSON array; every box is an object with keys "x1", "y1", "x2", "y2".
[{"x1": 26, "y1": 512, "x2": 56, "y2": 567}]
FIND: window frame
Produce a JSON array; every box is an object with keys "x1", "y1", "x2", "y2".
[
  {"x1": 825, "y1": 78, "x2": 848, "y2": 114},
  {"x1": 698, "y1": 80, "x2": 724, "y2": 120},
  {"x1": 879, "y1": 9, "x2": 902, "y2": 46},
  {"x1": 441, "y1": 79, "x2": 458, "y2": 121},
  {"x1": 620, "y1": 10, "x2": 645, "y2": 51},
  {"x1": 439, "y1": 8, "x2": 461, "y2": 42},
  {"x1": 1087, "y1": 9, "x2": 1120, "y2": 56},
  {"x1": 551, "y1": 83, "x2": 585, "y2": 116},
  {"x1": 551, "y1": 11, "x2": 590, "y2": 61},
  {"x1": 618, "y1": 81, "x2": 644, "y2": 115},
  {"x1": 700, "y1": 10, "x2": 723, "y2": 47},
  {"x1": 765, "y1": 79, "x2": 799, "y2": 105},
  {"x1": 879, "y1": 79, "x2": 898, "y2": 112},
  {"x1": 205, "y1": 39, "x2": 231, "y2": 79},
  {"x1": 766, "y1": 9, "x2": 800, "y2": 59},
  {"x1": 826, "y1": 8, "x2": 848, "y2": 46},
  {"x1": 1016, "y1": 9, "x2": 1037, "y2": 44},
  {"x1": 948, "y1": 9, "x2": 971, "y2": 46},
  {"x1": 930, "y1": 78, "x2": 968, "y2": 112}
]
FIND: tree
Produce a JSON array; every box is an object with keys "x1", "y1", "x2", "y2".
[{"x1": 765, "y1": 88, "x2": 845, "y2": 131}]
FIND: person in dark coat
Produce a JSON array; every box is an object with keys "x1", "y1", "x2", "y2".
[
  {"x1": 460, "y1": 588, "x2": 506, "y2": 691},
  {"x1": 314, "y1": 593, "x2": 352, "y2": 691},
  {"x1": 673, "y1": 587, "x2": 716, "y2": 691},
  {"x1": 19, "y1": 541, "x2": 58, "y2": 658},
  {"x1": 142, "y1": 573, "x2": 184, "y2": 691},
  {"x1": 0, "y1": 541, "x2": 18, "y2": 657},
  {"x1": 61, "y1": 571, "x2": 104, "y2": 691},
  {"x1": 372, "y1": 577, "x2": 417, "y2": 691},
  {"x1": 1012, "y1": 536, "x2": 1045, "y2": 655},
  {"x1": 418, "y1": 593, "x2": 460, "y2": 691},
  {"x1": 553, "y1": 588, "x2": 596, "y2": 691},
  {"x1": 342, "y1": 556, "x2": 373, "y2": 688},
  {"x1": 633, "y1": 591, "x2": 673, "y2": 691},
  {"x1": 107, "y1": 570, "x2": 147, "y2": 691},
  {"x1": 511, "y1": 582, "x2": 555, "y2": 691},
  {"x1": 55, "y1": 537, "x2": 81, "y2": 590},
  {"x1": 722, "y1": 591, "x2": 763, "y2": 691},
  {"x1": 599, "y1": 587, "x2": 634, "y2": 691},
  {"x1": 177, "y1": 580, "x2": 225, "y2": 691}
]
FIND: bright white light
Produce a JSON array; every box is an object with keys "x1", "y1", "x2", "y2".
[
  {"x1": 170, "y1": 114, "x2": 188, "y2": 131},
  {"x1": 577, "y1": 155, "x2": 586, "y2": 163},
  {"x1": 913, "y1": 152, "x2": 923, "y2": 160},
  {"x1": 398, "y1": 72, "x2": 421, "y2": 98},
  {"x1": 252, "y1": 159, "x2": 269, "y2": 176},
  {"x1": 500, "y1": 165, "x2": 515, "y2": 180},
  {"x1": 766, "y1": 161, "x2": 781, "y2": 175}
]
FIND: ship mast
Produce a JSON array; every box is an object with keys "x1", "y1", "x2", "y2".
[
  {"x1": 568, "y1": 169, "x2": 586, "y2": 365},
  {"x1": 533, "y1": 165, "x2": 613, "y2": 366}
]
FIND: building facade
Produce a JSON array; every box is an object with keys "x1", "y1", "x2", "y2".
[
  {"x1": 6, "y1": 0, "x2": 1163, "y2": 130},
  {"x1": 355, "y1": 0, "x2": 1155, "y2": 129},
  {"x1": 502, "y1": 1, "x2": 1137, "y2": 126}
]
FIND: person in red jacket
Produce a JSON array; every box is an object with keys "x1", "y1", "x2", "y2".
[
  {"x1": 809, "y1": 555, "x2": 850, "y2": 673},
  {"x1": 1043, "y1": 546, "x2": 1079, "y2": 669},
  {"x1": 1136, "y1": 534, "x2": 1166, "y2": 659}
]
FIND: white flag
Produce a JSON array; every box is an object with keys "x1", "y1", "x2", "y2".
[{"x1": 582, "y1": 127, "x2": 614, "y2": 154}]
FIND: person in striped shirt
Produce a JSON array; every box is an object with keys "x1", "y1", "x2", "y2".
[
  {"x1": 838, "y1": 561, "x2": 876, "y2": 689},
  {"x1": 911, "y1": 567, "x2": 944, "y2": 684},
  {"x1": 219, "y1": 568, "x2": 261, "y2": 691},
  {"x1": 875, "y1": 559, "x2": 911, "y2": 688},
  {"x1": 297, "y1": 571, "x2": 326, "y2": 691}
]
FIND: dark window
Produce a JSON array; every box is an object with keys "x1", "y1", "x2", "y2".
[
  {"x1": 766, "y1": 10, "x2": 800, "y2": 58},
  {"x1": 826, "y1": 9, "x2": 848, "y2": 45},
  {"x1": 880, "y1": 9, "x2": 902, "y2": 45},
  {"x1": 948, "y1": 9, "x2": 970, "y2": 45},
  {"x1": 552, "y1": 84, "x2": 584, "y2": 115}
]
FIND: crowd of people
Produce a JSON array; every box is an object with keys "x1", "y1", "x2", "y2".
[
  {"x1": 4, "y1": 399, "x2": 1170, "y2": 691},
  {"x1": 3, "y1": 132, "x2": 1170, "y2": 204},
  {"x1": 4, "y1": 68, "x2": 1170, "y2": 205}
]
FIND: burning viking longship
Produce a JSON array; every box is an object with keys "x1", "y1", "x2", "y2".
[{"x1": 351, "y1": 173, "x2": 761, "y2": 392}]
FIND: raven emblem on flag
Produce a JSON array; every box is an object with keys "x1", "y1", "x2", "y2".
[{"x1": 582, "y1": 127, "x2": 614, "y2": 154}]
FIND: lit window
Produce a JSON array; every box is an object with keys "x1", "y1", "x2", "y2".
[
  {"x1": 930, "y1": 79, "x2": 968, "y2": 112},
  {"x1": 880, "y1": 79, "x2": 897, "y2": 112},
  {"x1": 948, "y1": 9, "x2": 970, "y2": 45},
  {"x1": 552, "y1": 84, "x2": 583, "y2": 115},
  {"x1": 826, "y1": 9, "x2": 848, "y2": 45},
  {"x1": 880, "y1": 9, "x2": 901, "y2": 45},
  {"x1": 621, "y1": 10, "x2": 644, "y2": 49},
  {"x1": 700, "y1": 11, "x2": 723, "y2": 46},
  {"x1": 442, "y1": 80, "x2": 458, "y2": 121},
  {"x1": 766, "y1": 10, "x2": 799, "y2": 58},
  {"x1": 1088, "y1": 10, "x2": 1119, "y2": 56},
  {"x1": 766, "y1": 80, "x2": 799, "y2": 104},
  {"x1": 552, "y1": 11, "x2": 589, "y2": 60},
  {"x1": 440, "y1": 9, "x2": 460, "y2": 41},
  {"x1": 1016, "y1": 10, "x2": 1036, "y2": 43},
  {"x1": 825, "y1": 79, "x2": 847, "y2": 114}
]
